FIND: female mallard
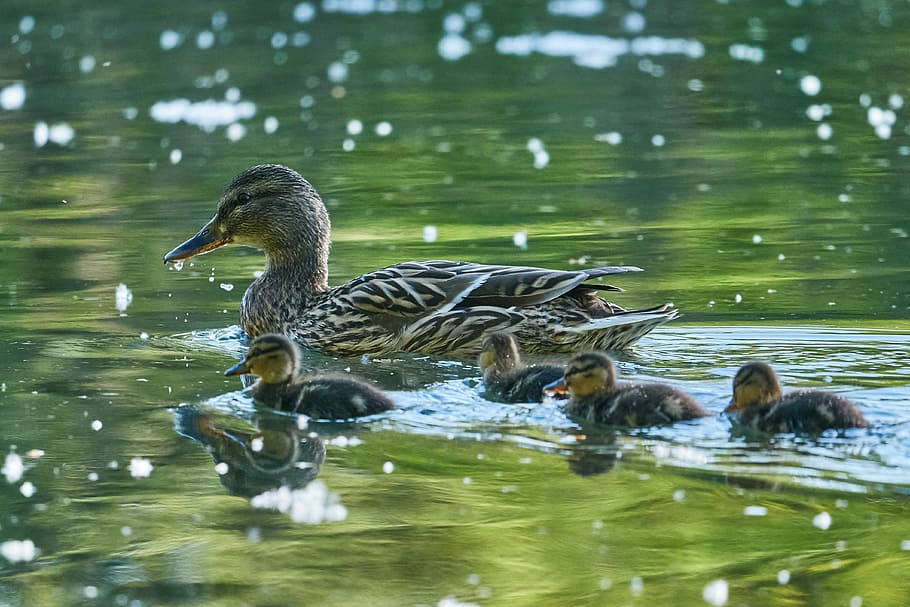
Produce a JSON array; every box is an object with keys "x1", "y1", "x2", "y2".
[
  {"x1": 165, "y1": 163, "x2": 677, "y2": 356},
  {"x1": 478, "y1": 332, "x2": 565, "y2": 403},
  {"x1": 544, "y1": 351, "x2": 707, "y2": 426},
  {"x1": 725, "y1": 362, "x2": 867, "y2": 433},
  {"x1": 224, "y1": 334, "x2": 395, "y2": 419}
]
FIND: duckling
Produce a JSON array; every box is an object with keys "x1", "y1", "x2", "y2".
[
  {"x1": 478, "y1": 332, "x2": 564, "y2": 403},
  {"x1": 224, "y1": 334, "x2": 395, "y2": 419},
  {"x1": 164, "y1": 163, "x2": 678, "y2": 356},
  {"x1": 725, "y1": 362, "x2": 867, "y2": 433},
  {"x1": 544, "y1": 351, "x2": 707, "y2": 426}
]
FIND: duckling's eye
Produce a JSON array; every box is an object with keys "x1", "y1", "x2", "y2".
[{"x1": 237, "y1": 192, "x2": 252, "y2": 204}]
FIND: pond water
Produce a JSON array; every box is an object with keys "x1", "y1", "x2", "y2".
[{"x1": 2, "y1": 1, "x2": 910, "y2": 605}]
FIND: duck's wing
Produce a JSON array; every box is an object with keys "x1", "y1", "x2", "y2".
[
  {"x1": 420, "y1": 260, "x2": 641, "y2": 308},
  {"x1": 341, "y1": 262, "x2": 490, "y2": 318},
  {"x1": 398, "y1": 306, "x2": 525, "y2": 355},
  {"x1": 340, "y1": 260, "x2": 639, "y2": 320}
]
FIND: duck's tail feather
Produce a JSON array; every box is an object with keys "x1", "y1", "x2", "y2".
[{"x1": 557, "y1": 304, "x2": 678, "y2": 350}]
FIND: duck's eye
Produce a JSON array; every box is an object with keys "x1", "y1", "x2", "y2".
[{"x1": 237, "y1": 192, "x2": 252, "y2": 204}]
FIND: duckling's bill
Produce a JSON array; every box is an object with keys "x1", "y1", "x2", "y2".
[
  {"x1": 164, "y1": 218, "x2": 230, "y2": 263},
  {"x1": 224, "y1": 359, "x2": 252, "y2": 377},
  {"x1": 542, "y1": 376, "x2": 568, "y2": 397}
]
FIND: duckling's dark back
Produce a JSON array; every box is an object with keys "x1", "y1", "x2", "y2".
[
  {"x1": 739, "y1": 390, "x2": 867, "y2": 434},
  {"x1": 286, "y1": 374, "x2": 395, "y2": 419},
  {"x1": 567, "y1": 382, "x2": 707, "y2": 427}
]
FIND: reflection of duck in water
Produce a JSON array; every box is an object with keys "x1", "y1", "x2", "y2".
[
  {"x1": 163, "y1": 163, "x2": 677, "y2": 356},
  {"x1": 725, "y1": 362, "x2": 868, "y2": 433},
  {"x1": 566, "y1": 446, "x2": 621, "y2": 477},
  {"x1": 477, "y1": 332, "x2": 564, "y2": 403},
  {"x1": 174, "y1": 405, "x2": 325, "y2": 498},
  {"x1": 225, "y1": 334, "x2": 395, "y2": 419},
  {"x1": 544, "y1": 352, "x2": 707, "y2": 426}
]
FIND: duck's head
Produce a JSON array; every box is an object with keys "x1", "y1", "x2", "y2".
[
  {"x1": 725, "y1": 362, "x2": 783, "y2": 413},
  {"x1": 543, "y1": 351, "x2": 617, "y2": 398},
  {"x1": 225, "y1": 333, "x2": 300, "y2": 384},
  {"x1": 164, "y1": 164, "x2": 330, "y2": 273},
  {"x1": 478, "y1": 332, "x2": 521, "y2": 373}
]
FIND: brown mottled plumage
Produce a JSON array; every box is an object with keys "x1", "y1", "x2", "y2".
[
  {"x1": 478, "y1": 332, "x2": 564, "y2": 403},
  {"x1": 726, "y1": 362, "x2": 868, "y2": 433},
  {"x1": 224, "y1": 334, "x2": 395, "y2": 419},
  {"x1": 544, "y1": 351, "x2": 707, "y2": 426},
  {"x1": 164, "y1": 164, "x2": 677, "y2": 356}
]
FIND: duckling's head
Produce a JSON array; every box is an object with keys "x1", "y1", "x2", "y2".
[
  {"x1": 544, "y1": 351, "x2": 617, "y2": 398},
  {"x1": 225, "y1": 333, "x2": 300, "y2": 384},
  {"x1": 164, "y1": 164, "x2": 330, "y2": 277},
  {"x1": 478, "y1": 332, "x2": 521, "y2": 373},
  {"x1": 725, "y1": 362, "x2": 783, "y2": 412}
]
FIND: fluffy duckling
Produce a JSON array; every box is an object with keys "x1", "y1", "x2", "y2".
[
  {"x1": 725, "y1": 362, "x2": 867, "y2": 433},
  {"x1": 477, "y1": 332, "x2": 564, "y2": 403},
  {"x1": 224, "y1": 334, "x2": 395, "y2": 419},
  {"x1": 544, "y1": 351, "x2": 707, "y2": 426}
]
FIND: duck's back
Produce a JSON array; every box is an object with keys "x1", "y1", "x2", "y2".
[
  {"x1": 292, "y1": 374, "x2": 395, "y2": 419},
  {"x1": 568, "y1": 383, "x2": 706, "y2": 427},
  {"x1": 486, "y1": 364, "x2": 564, "y2": 403},
  {"x1": 741, "y1": 390, "x2": 867, "y2": 433}
]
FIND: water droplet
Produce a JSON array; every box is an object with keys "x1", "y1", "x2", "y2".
[
  {"x1": 800, "y1": 74, "x2": 821, "y2": 96},
  {"x1": 702, "y1": 579, "x2": 728, "y2": 606},
  {"x1": 375, "y1": 121, "x2": 393, "y2": 136},
  {"x1": 812, "y1": 511, "x2": 832, "y2": 530}
]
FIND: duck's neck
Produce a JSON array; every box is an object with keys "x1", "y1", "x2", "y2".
[
  {"x1": 241, "y1": 231, "x2": 329, "y2": 336},
  {"x1": 263, "y1": 226, "x2": 330, "y2": 294}
]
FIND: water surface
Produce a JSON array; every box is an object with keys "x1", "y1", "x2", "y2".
[{"x1": 2, "y1": 1, "x2": 909, "y2": 605}]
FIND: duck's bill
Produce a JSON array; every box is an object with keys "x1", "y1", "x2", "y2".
[
  {"x1": 164, "y1": 219, "x2": 229, "y2": 263},
  {"x1": 224, "y1": 360, "x2": 251, "y2": 377},
  {"x1": 542, "y1": 377, "x2": 568, "y2": 397},
  {"x1": 723, "y1": 398, "x2": 740, "y2": 413}
]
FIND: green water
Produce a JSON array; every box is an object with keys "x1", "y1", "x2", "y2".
[{"x1": 2, "y1": 1, "x2": 909, "y2": 605}]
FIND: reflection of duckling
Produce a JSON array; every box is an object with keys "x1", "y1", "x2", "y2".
[
  {"x1": 478, "y1": 332, "x2": 564, "y2": 403},
  {"x1": 725, "y1": 362, "x2": 867, "y2": 433},
  {"x1": 174, "y1": 405, "x2": 325, "y2": 498},
  {"x1": 544, "y1": 351, "x2": 707, "y2": 426},
  {"x1": 225, "y1": 334, "x2": 395, "y2": 419},
  {"x1": 163, "y1": 163, "x2": 677, "y2": 355}
]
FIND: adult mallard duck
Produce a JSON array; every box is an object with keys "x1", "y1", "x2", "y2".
[
  {"x1": 478, "y1": 332, "x2": 564, "y2": 403},
  {"x1": 224, "y1": 334, "x2": 395, "y2": 419},
  {"x1": 544, "y1": 351, "x2": 707, "y2": 426},
  {"x1": 725, "y1": 362, "x2": 868, "y2": 433},
  {"x1": 164, "y1": 163, "x2": 677, "y2": 356}
]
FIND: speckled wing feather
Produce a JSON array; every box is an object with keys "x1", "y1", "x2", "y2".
[
  {"x1": 417, "y1": 260, "x2": 640, "y2": 308},
  {"x1": 342, "y1": 262, "x2": 489, "y2": 318},
  {"x1": 399, "y1": 306, "x2": 525, "y2": 355}
]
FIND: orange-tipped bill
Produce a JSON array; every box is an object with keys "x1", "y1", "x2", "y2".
[
  {"x1": 724, "y1": 398, "x2": 741, "y2": 413},
  {"x1": 164, "y1": 219, "x2": 229, "y2": 263},
  {"x1": 542, "y1": 376, "x2": 568, "y2": 398}
]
